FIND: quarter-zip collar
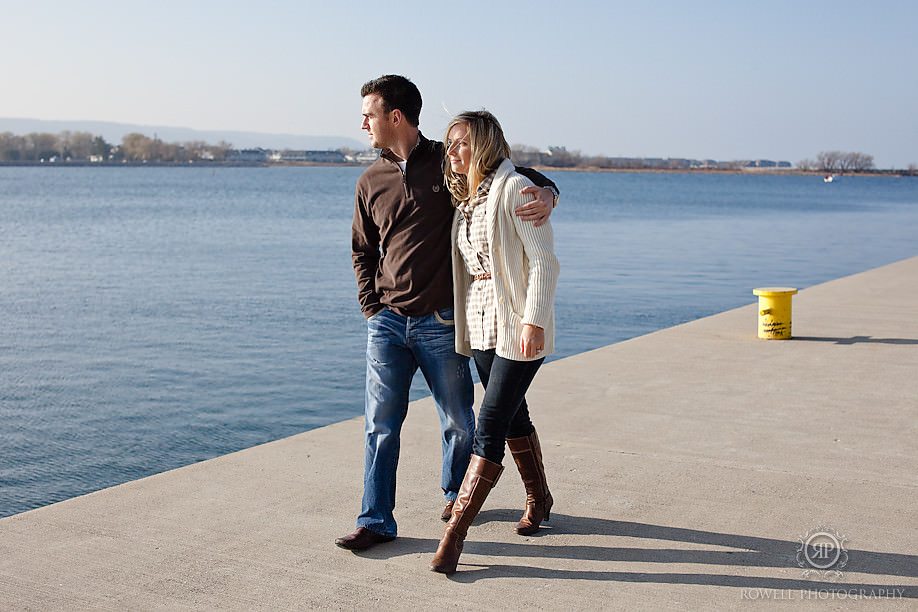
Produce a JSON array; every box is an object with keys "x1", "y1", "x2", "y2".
[{"x1": 381, "y1": 133, "x2": 434, "y2": 168}]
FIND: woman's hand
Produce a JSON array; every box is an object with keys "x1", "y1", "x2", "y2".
[{"x1": 520, "y1": 324, "x2": 545, "y2": 358}]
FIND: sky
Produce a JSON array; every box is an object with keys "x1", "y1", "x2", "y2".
[{"x1": 3, "y1": 0, "x2": 916, "y2": 168}]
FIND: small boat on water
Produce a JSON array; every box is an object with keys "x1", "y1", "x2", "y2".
[{"x1": 823, "y1": 174, "x2": 838, "y2": 183}]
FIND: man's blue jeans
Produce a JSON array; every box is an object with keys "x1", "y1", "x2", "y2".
[{"x1": 357, "y1": 306, "x2": 475, "y2": 536}]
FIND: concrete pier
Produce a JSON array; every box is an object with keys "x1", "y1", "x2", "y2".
[{"x1": 2, "y1": 256, "x2": 917, "y2": 610}]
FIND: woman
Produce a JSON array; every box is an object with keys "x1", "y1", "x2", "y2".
[{"x1": 430, "y1": 111, "x2": 560, "y2": 574}]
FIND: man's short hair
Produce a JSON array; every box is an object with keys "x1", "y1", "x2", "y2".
[{"x1": 361, "y1": 75, "x2": 422, "y2": 127}]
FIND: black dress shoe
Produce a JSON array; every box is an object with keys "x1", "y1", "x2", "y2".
[
  {"x1": 440, "y1": 500, "x2": 454, "y2": 522},
  {"x1": 335, "y1": 527, "x2": 395, "y2": 550}
]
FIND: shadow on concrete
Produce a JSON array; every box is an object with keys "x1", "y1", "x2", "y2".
[
  {"x1": 363, "y1": 512, "x2": 916, "y2": 596},
  {"x1": 793, "y1": 335, "x2": 918, "y2": 345},
  {"x1": 451, "y1": 565, "x2": 915, "y2": 597}
]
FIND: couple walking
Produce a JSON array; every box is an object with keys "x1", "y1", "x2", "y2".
[{"x1": 337, "y1": 75, "x2": 560, "y2": 574}]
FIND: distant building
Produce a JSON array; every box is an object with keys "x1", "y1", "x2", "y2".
[
  {"x1": 348, "y1": 150, "x2": 379, "y2": 164},
  {"x1": 742, "y1": 159, "x2": 793, "y2": 170},
  {"x1": 228, "y1": 148, "x2": 269, "y2": 162},
  {"x1": 270, "y1": 150, "x2": 347, "y2": 163}
]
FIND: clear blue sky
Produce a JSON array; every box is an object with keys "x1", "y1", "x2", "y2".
[{"x1": 3, "y1": 0, "x2": 916, "y2": 168}]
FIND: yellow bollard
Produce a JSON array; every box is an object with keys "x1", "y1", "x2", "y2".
[{"x1": 753, "y1": 287, "x2": 798, "y2": 339}]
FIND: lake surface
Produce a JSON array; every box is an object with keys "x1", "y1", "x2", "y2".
[{"x1": 1, "y1": 167, "x2": 916, "y2": 517}]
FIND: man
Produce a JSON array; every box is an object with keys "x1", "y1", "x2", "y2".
[{"x1": 336, "y1": 75, "x2": 558, "y2": 550}]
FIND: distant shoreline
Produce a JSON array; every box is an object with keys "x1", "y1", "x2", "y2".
[
  {"x1": 0, "y1": 160, "x2": 361, "y2": 169},
  {"x1": 1, "y1": 160, "x2": 912, "y2": 177},
  {"x1": 531, "y1": 166, "x2": 915, "y2": 178}
]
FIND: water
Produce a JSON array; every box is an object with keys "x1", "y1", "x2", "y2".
[{"x1": 1, "y1": 167, "x2": 916, "y2": 517}]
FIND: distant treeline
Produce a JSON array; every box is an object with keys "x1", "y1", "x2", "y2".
[
  {"x1": 511, "y1": 146, "x2": 898, "y2": 174},
  {"x1": 1, "y1": 130, "x2": 909, "y2": 174},
  {"x1": 797, "y1": 151, "x2": 878, "y2": 174},
  {"x1": 0, "y1": 131, "x2": 233, "y2": 163},
  {"x1": 511, "y1": 145, "x2": 791, "y2": 171}
]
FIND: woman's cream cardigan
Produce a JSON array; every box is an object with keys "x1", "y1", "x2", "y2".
[{"x1": 451, "y1": 158, "x2": 560, "y2": 361}]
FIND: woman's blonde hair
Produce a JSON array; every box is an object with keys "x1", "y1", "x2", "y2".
[{"x1": 444, "y1": 110, "x2": 511, "y2": 202}]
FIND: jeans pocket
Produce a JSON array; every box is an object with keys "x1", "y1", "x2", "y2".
[{"x1": 433, "y1": 308, "x2": 455, "y2": 326}]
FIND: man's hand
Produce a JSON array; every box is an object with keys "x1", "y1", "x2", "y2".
[
  {"x1": 520, "y1": 324, "x2": 545, "y2": 359},
  {"x1": 515, "y1": 186, "x2": 555, "y2": 227}
]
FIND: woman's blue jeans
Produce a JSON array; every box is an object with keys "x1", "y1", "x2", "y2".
[
  {"x1": 472, "y1": 349, "x2": 543, "y2": 464},
  {"x1": 357, "y1": 307, "x2": 475, "y2": 537}
]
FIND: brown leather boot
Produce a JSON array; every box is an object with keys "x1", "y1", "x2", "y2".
[
  {"x1": 429, "y1": 455, "x2": 503, "y2": 574},
  {"x1": 507, "y1": 429, "x2": 553, "y2": 536}
]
